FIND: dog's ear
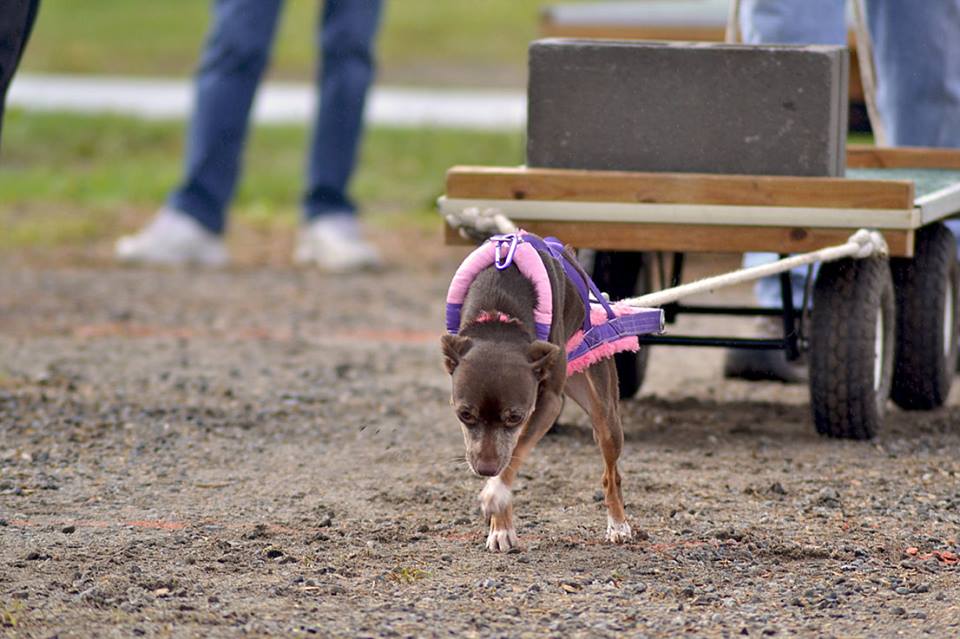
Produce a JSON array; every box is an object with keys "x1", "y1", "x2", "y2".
[
  {"x1": 440, "y1": 334, "x2": 473, "y2": 375},
  {"x1": 528, "y1": 340, "x2": 561, "y2": 381}
]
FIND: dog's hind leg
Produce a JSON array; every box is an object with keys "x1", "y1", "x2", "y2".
[
  {"x1": 565, "y1": 365, "x2": 632, "y2": 543},
  {"x1": 481, "y1": 390, "x2": 564, "y2": 552}
]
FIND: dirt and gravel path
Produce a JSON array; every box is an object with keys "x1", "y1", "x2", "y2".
[{"x1": 2, "y1": 234, "x2": 959, "y2": 638}]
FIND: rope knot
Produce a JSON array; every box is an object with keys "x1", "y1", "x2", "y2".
[{"x1": 848, "y1": 229, "x2": 888, "y2": 259}]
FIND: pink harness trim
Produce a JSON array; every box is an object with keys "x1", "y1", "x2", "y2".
[
  {"x1": 446, "y1": 241, "x2": 553, "y2": 333},
  {"x1": 565, "y1": 302, "x2": 643, "y2": 376}
]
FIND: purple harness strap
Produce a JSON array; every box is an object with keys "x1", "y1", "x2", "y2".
[
  {"x1": 519, "y1": 234, "x2": 611, "y2": 332},
  {"x1": 519, "y1": 234, "x2": 663, "y2": 362}
]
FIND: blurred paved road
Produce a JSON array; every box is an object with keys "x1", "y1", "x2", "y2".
[{"x1": 8, "y1": 73, "x2": 526, "y2": 131}]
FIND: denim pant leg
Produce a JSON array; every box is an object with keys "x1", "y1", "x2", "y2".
[
  {"x1": 0, "y1": 0, "x2": 40, "y2": 148},
  {"x1": 867, "y1": 0, "x2": 960, "y2": 252},
  {"x1": 739, "y1": 0, "x2": 846, "y2": 45},
  {"x1": 168, "y1": 0, "x2": 284, "y2": 234},
  {"x1": 303, "y1": 0, "x2": 383, "y2": 220},
  {"x1": 739, "y1": 0, "x2": 847, "y2": 306}
]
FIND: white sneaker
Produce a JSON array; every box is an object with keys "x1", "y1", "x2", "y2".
[
  {"x1": 115, "y1": 208, "x2": 228, "y2": 267},
  {"x1": 294, "y1": 214, "x2": 381, "y2": 272}
]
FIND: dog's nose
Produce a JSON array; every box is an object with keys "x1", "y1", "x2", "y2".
[{"x1": 474, "y1": 460, "x2": 500, "y2": 477}]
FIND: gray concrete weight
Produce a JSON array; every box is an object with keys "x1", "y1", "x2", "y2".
[{"x1": 527, "y1": 39, "x2": 849, "y2": 177}]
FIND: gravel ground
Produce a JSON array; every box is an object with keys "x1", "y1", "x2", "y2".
[{"x1": 1, "y1": 235, "x2": 959, "y2": 638}]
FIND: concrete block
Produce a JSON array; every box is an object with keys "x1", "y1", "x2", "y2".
[{"x1": 526, "y1": 39, "x2": 848, "y2": 177}]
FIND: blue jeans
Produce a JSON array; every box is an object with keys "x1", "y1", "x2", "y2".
[
  {"x1": 0, "y1": 0, "x2": 40, "y2": 148},
  {"x1": 168, "y1": 0, "x2": 383, "y2": 234},
  {"x1": 741, "y1": 0, "x2": 960, "y2": 307}
]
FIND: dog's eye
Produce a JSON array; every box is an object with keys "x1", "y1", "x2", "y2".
[
  {"x1": 457, "y1": 408, "x2": 477, "y2": 425},
  {"x1": 503, "y1": 411, "x2": 524, "y2": 428}
]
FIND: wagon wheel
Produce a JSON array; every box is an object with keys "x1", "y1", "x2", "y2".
[
  {"x1": 809, "y1": 256, "x2": 895, "y2": 439},
  {"x1": 889, "y1": 223, "x2": 960, "y2": 410},
  {"x1": 589, "y1": 251, "x2": 652, "y2": 399}
]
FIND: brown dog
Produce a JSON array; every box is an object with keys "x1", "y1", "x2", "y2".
[{"x1": 441, "y1": 237, "x2": 631, "y2": 552}]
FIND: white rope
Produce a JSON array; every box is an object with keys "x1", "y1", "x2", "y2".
[
  {"x1": 444, "y1": 206, "x2": 888, "y2": 309},
  {"x1": 621, "y1": 229, "x2": 888, "y2": 308},
  {"x1": 445, "y1": 206, "x2": 517, "y2": 238}
]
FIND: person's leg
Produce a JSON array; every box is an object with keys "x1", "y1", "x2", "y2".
[
  {"x1": 294, "y1": 0, "x2": 383, "y2": 271},
  {"x1": 867, "y1": 0, "x2": 960, "y2": 148},
  {"x1": 302, "y1": 0, "x2": 383, "y2": 220},
  {"x1": 867, "y1": 0, "x2": 960, "y2": 246},
  {"x1": 739, "y1": 0, "x2": 847, "y2": 307},
  {"x1": 739, "y1": 0, "x2": 846, "y2": 46},
  {"x1": 167, "y1": 0, "x2": 285, "y2": 235},
  {"x1": 723, "y1": 0, "x2": 847, "y2": 381},
  {"x1": 0, "y1": 0, "x2": 41, "y2": 149}
]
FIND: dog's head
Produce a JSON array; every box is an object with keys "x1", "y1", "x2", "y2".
[{"x1": 441, "y1": 333, "x2": 560, "y2": 477}]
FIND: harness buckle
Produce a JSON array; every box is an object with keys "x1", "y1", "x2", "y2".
[{"x1": 492, "y1": 233, "x2": 521, "y2": 270}]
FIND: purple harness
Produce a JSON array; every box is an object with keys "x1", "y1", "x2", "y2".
[{"x1": 445, "y1": 232, "x2": 663, "y2": 371}]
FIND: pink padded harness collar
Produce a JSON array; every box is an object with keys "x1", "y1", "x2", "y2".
[{"x1": 445, "y1": 240, "x2": 553, "y2": 340}]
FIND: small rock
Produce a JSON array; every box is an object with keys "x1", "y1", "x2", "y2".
[
  {"x1": 815, "y1": 487, "x2": 841, "y2": 508},
  {"x1": 769, "y1": 482, "x2": 787, "y2": 495},
  {"x1": 713, "y1": 527, "x2": 744, "y2": 542},
  {"x1": 306, "y1": 532, "x2": 329, "y2": 544},
  {"x1": 62, "y1": 525, "x2": 76, "y2": 534}
]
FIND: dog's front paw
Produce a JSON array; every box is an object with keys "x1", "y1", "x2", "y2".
[
  {"x1": 606, "y1": 516, "x2": 633, "y2": 544},
  {"x1": 486, "y1": 526, "x2": 519, "y2": 553},
  {"x1": 478, "y1": 477, "x2": 512, "y2": 519}
]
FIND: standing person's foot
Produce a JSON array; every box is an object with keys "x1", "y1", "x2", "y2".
[
  {"x1": 294, "y1": 214, "x2": 382, "y2": 272},
  {"x1": 115, "y1": 208, "x2": 228, "y2": 266},
  {"x1": 723, "y1": 317, "x2": 808, "y2": 384}
]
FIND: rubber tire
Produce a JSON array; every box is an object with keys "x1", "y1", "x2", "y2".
[
  {"x1": 589, "y1": 251, "x2": 651, "y2": 399},
  {"x1": 890, "y1": 223, "x2": 960, "y2": 410},
  {"x1": 809, "y1": 257, "x2": 895, "y2": 440}
]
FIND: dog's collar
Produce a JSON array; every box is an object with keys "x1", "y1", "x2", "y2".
[{"x1": 460, "y1": 310, "x2": 525, "y2": 334}]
